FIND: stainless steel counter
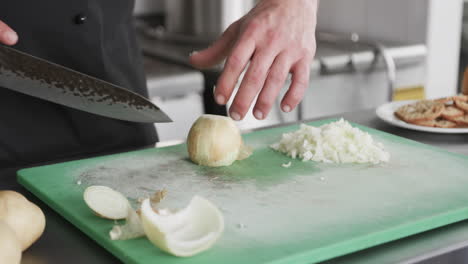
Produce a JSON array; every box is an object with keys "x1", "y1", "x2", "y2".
[{"x1": 2, "y1": 109, "x2": 467, "y2": 264}]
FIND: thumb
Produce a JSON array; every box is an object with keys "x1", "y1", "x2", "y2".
[
  {"x1": 0, "y1": 20, "x2": 18, "y2": 45},
  {"x1": 189, "y1": 21, "x2": 239, "y2": 69}
]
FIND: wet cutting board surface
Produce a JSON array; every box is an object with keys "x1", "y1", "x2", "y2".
[{"x1": 18, "y1": 119, "x2": 468, "y2": 264}]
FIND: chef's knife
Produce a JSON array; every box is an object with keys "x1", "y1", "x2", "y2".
[{"x1": 0, "y1": 45, "x2": 172, "y2": 123}]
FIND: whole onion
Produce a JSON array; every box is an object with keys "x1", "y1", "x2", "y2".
[{"x1": 187, "y1": 115, "x2": 252, "y2": 167}]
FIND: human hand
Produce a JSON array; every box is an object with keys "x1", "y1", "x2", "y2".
[
  {"x1": 0, "y1": 20, "x2": 18, "y2": 45},
  {"x1": 190, "y1": 0, "x2": 318, "y2": 121}
]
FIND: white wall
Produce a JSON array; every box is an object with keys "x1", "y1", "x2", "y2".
[{"x1": 425, "y1": 0, "x2": 463, "y2": 98}]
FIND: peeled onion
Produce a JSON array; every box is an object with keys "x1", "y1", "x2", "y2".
[
  {"x1": 187, "y1": 114, "x2": 252, "y2": 167},
  {"x1": 0, "y1": 191, "x2": 46, "y2": 251}
]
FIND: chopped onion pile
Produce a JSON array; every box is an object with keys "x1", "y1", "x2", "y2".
[{"x1": 271, "y1": 119, "x2": 390, "y2": 164}]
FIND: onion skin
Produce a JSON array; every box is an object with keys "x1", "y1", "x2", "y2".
[
  {"x1": 187, "y1": 115, "x2": 242, "y2": 167},
  {"x1": 0, "y1": 191, "x2": 46, "y2": 251}
]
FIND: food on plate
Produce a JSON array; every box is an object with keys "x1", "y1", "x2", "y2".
[
  {"x1": 0, "y1": 190, "x2": 46, "y2": 251},
  {"x1": 394, "y1": 100, "x2": 444, "y2": 122},
  {"x1": 83, "y1": 185, "x2": 130, "y2": 220},
  {"x1": 454, "y1": 94, "x2": 468, "y2": 101},
  {"x1": 435, "y1": 95, "x2": 467, "y2": 104},
  {"x1": 454, "y1": 98, "x2": 468, "y2": 112},
  {"x1": 434, "y1": 119, "x2": 458, "y2": 128},
  {"x1": 406, "y1": 118, "x2": 457, "y2": 128},
  {"x1": 187, "y1": 114, "x2": 252, "y2": 167},
  {"x1": 407, "y1": 119, "x2": 436, "y2": 127},
  {"x1": 140, "y1": 195, "x2": 224, "y2": 257},
  {"x1": 434, "y1": 96, "x2": 453, "y2": 104},
  {"x1": 271, "y1": 119, "x2": 390, "y2": 164},
  {"x1": 0, "y1": 220, "x2": 21, "y2": 264},
  {"x1": 451, "y1": 114, "x2": 468, "y2": 126},
  {"x1": 441, "y1": 106, "x2": 464, "y2": 119},
  {"x1": 395, "y1": 95, "x2": 468, "y2": 128}
]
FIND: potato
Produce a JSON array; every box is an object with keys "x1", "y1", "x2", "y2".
[
  {"x1": 0, "y1": 191, "x2": 46, "y2": 251},
  {"x1": 0, "y1": 220, "x2": 21, "y2": 264}
]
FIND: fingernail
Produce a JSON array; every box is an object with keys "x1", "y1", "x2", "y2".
[
  {"x1": 189, "y1": 50, "x2": 199, "y2": 56},
  {"x1": 282, "y1": 105, "x2": 291, "y2": 112},
  {"x1": 230, "y1": 111, "x2": 241, "y2": 121},
  {"x1": 254, "y1": 110, "x2": 264, "y2": 120},
  {"x1": 216, "y1": 95, "x2": 225, "y2": 105},
  {"x1": 5, "y1": 31, "x2": 18, "y2": 44}
]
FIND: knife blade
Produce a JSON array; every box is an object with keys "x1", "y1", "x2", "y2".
[{"x1": 0, "y1": 45, "x2": 172, "y2": 123}]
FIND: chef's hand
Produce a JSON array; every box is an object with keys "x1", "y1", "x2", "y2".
[
  {"x1": 0, "y1": 20, "x2": 18, "y2": 45},
  {"x1": 190, "y1": 0, "x2": 317, "y2": 121}
]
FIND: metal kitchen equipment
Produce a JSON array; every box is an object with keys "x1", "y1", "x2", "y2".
[
  {"x1": 279, "y1": 32, "x2": 397, "y2": 123},
  {"x1": 0, "y1": 45, "x2": 172, "y2": 123},
  {"x1": 317, "y1": 31, "x2": 396, "y2": 103},
  {"x1": 163, "y1": 0, "x2": 255, "y2": 43}
]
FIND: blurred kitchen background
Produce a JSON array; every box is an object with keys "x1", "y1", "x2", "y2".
[{"x1": 132, "y1": 0, "x2": 465, "y2": 143}]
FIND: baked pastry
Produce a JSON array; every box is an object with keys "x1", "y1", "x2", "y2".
[
  {"x1": 441, "y1": 105, "x2": 464, "y2": 119},
  {"x1": 395, "y1": 100, "x2": 444, "y2": 122},
  {"x1": 451, "y1": 114, "x2": 468, "y2": 126},
  {"x1": 454, "y1": 99, "x2": 468, "y2": 112},
  {"x1": 407, "y1": 119, "x2": 435, "y2": 127},
  {"x1": 434, "y1": 119, "x2": 457, "y2": 128}
]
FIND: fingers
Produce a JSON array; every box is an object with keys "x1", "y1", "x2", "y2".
[
  {"x1": 229, "y1": 48, "x2": 277, "y2": 120},
  {"x1": 253, "y1": 52, "x2": 292, "y2": 119},
  {"x1": 0, "y1": 20, "x2": 18, "y2": 45},
  {"x1": 281, "y1": 57, "x2": 310, "y2": 112},
  {"x1": 214, "y1": 37, "x2": 255, "y2": 107},
  {"x1": 189, "y1": 21, "x2": 239, "y2": 69}
]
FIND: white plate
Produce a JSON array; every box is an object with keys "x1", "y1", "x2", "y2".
[{"x1": 376, "y1": 100, "x2": 468, "y2": 134}]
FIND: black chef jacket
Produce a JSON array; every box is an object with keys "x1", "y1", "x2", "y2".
[{"x1": 0, "y1": 0, "x2": 157, "y2": 168}]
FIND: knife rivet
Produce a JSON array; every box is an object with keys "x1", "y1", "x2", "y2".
[{"x1": 74, "y1": 14, "x2": 87, "y2": 25}]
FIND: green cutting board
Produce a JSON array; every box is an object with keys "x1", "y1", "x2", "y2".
[{"x1": 18, "y1": 119, "x2": 468, "y2": 264}]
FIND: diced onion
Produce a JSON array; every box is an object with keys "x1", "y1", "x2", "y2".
[{"x1": 271, "y1": 119, "x2": 390, "y2": 164}]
